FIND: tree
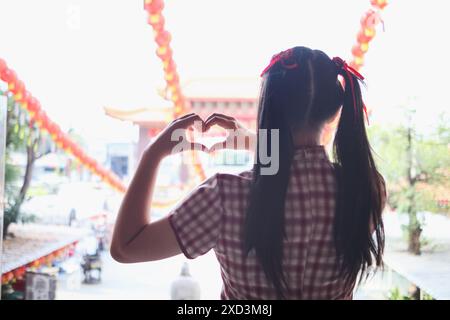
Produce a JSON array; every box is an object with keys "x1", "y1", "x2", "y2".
[
  {"x1": 2, "y1": 91, "x2": 50, "y2": 238},
  {"x1": 368, "y1": 107, "x2": 450, "y2": 255}
]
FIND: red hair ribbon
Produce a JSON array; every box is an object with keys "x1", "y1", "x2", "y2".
[
  {"x1": 260, "y1": 48, "x2": 298, "y2": 77},
  {"x1": 332, "y1": 57, "x2": 369, "y2": 125}
]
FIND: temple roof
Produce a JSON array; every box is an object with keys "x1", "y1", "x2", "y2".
[
  {"x1": 104, "y1": 106, "x2": 172, "y2": 127},
  {"x1": 105, "y1": 77, "x2": 260, "y2": 125}
]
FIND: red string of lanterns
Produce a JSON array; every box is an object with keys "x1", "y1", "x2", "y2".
[
  {"x1": 1, "y1": 242, "x2": 77, "y2": 285},
  {"x1": 144, "y1": 0, "x2": 206, "y2": 180},
  {"x1": 0, "y1": 59, "x2": 126, "y2": 193},
  {"x1": 349, "y1": 0, "x2": 388, "y2": 71}
]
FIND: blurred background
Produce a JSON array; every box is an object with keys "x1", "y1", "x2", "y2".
[{"x1": 0, "y1": 0, "x2": 448, "y2": 300}]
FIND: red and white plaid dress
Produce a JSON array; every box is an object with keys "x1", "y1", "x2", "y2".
[{"x1": 168, "y1": 145, "x2": 354, "y2": 299}]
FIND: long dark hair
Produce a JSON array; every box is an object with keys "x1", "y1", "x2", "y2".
[{"x1": 243, "y1": 46, "x2": 385, "y2": 298}]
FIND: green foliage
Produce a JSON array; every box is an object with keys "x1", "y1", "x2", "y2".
[
  {"x1": 422, "y1": 292, "x2": 435, "y2": 300},
  {"x1": 387, "y1": 287, "x2": 412, "y2": 300},
  {"x1": 368, "y1": 110, "x2": 450, "y2": 215},
  {"x1": 2, "y1": 93, "x2": 41, "y2": 237},
  {"x1": 367, "y1": 107, "x2": 449, "y2": 254}
]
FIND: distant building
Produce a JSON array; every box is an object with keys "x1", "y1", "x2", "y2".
[
  {"x1": 105, "y1": 78, "x2": 259, "y2": 160},
  {"x1": 105, "y1": 142, "x2": 136, "y2": 182}
]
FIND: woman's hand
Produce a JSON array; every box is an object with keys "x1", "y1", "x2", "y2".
[
  {"x1": 147, "y1": 113, "x2": 208, "y2": 159},
  {"x1": 204, "y1": 113, "x2": 256, "y2": 152}
]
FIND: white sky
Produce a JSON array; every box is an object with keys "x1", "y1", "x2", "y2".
[{"x1": 0, "y1": 0, "x2": 448, "y2": 154}]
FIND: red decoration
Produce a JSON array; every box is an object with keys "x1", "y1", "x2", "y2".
[
  {"x1": 0, "y1": 68, "x2": 16, "y2": 83},
  {"x1": 10, "y1": 79, "x2": 24, "y2": 95},
  {"x1": 351, "y1": 45, "x2": 364, "y2": 58},
  {"x1": 145, "y1": 0, "x2": 164, "y2": 14},
  {"x1": 0, "y1": 58, "x2": 6, "y2": 73},
  {"x1": 0, "y1": 59, "x2": 128, "y2": 193},
  {"x1": 144, "y1": 2, "x2": 208, "y2": 181},
  {"x1": 155, "y1": 30, "x2": 171, "y2": 46},
  {"x1": 349, "y1": 3, "x2": 387, "y2": 71},
  {"x1": 371, "y1": 0, "x2": 388, "y2": 10}
]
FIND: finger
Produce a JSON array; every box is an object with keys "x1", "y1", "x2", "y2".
[
  {"x1": 170, "y1": 113, "x2": 195, "y2": 125},
  {"x1": 205, "y1": 112, "x2": 235, "y2": 124},
  {"x1": 175, "y1": 114, "x2": 204, "y2": 130},
  {"x1": 204, "y1": 115, "x2": 236, "y2": 131},
  {"x1": 176, "y1": 113, "x2": 196, "y2": 120}
]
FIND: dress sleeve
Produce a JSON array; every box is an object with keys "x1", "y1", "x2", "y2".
[{"x1": 168, "y1": 174, "x2": 223, "y2": 259}]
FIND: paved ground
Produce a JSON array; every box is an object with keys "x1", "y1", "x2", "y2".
[{"x1": 57, "y1": 251, "x2": 223, "y2": 300}]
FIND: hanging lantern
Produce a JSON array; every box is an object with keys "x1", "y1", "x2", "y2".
[
  {"x1": 155, "y1": 30, "x2": 171, "y2": 46},
  {"x1": 357, "y1": 30, "x2": 372, "y2": 43},
  {"x1": 371, "y1": 0, "x2": 388, "y2": 10},
  {"x1": 145, "y1": 0, "x2": 164, "y2": 14},
  {"x1": 20, "y1": 91, "x2": 31, "y2": 106},
  {"x1": 351, "y1": 45, "x2": 364, "y2": 58},
  {"x1": 0, "y1": 58, "x2": 6, "y2": 73},
  {"x1": 27, "y1": 96, "x2": 40, "y2": 113},
  {"x1": 10, "y1": 80, "x2": 24, "y2": 95},
  {"x1": 163, "y1": 59, "x2": 176, "y2": 72},
  {"x1": 0, "y1": 68, "x2": 16, "y2": 83},
  {"x1": 156, "y1": 46, "x2": 172, "y2": 60},
  {"x1": 148, "y1": 14, "x2": 165, "y2": 31}
]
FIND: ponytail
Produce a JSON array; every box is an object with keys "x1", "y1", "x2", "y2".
[
  {"x1": 332, "y1": 62, "x2": 385, "y2": 288},
  {"x1": 243, "y1": 69, "x2": 298, "y2": 299}
]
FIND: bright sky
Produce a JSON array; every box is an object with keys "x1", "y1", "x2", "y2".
[{"x1": 0, "y1": 0, "x2": 448, "y2": 155}]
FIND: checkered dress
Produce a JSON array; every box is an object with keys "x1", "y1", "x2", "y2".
[{"x1": 168, "y1": 145, "x2": 354, "y2": 299}]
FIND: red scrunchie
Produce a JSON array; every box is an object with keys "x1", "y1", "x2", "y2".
[
  {"x1": 260, "y1": 48, "x2": 298, "y2": 77},
  {"x1": 332, "y1": 57, "x2": 369, "y2": 125}
]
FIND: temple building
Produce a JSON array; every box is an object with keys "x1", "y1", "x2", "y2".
[{"x1": 104, "y1": 78, "x2": 260, "y2": 172}]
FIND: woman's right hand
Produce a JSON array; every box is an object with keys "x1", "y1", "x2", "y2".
[{"x1": 204, "y1": 113, "x2": 256, "y2": 152}]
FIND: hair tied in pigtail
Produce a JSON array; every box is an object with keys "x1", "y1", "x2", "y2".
[{"x1": 332, "y1": 57, "x2": 369, "y2": 125}]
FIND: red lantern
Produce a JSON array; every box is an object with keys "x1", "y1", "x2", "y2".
[
  {"x1": 0, "y1": 58, "x2": 6, "y2": 73},
  {"x1": 27, "y1": 96, "x2": 40, "y2": 113},
  {"x1": 61, "y1": 134, "x2": 71, "y2": 151},
  {"x1": 166, "y1": 74, "x2": 179, "y2": 86},
  {"x1": 148, "y1": 14, "x2": 165, "y2": 30},
  {"x1": 74, "y1": 147, "x2": 83, "y2": 160},
  {"x1": 357, "y1": 30, "x2": 372, "y2": 43},
  {"x1": 33, "y1": 109, "x2": 43, "y2": 124},
  {"x1": 164, "y1": 71, "x2": 175, "y2": 82},
  {"x1": 13, "y1": 267, "x2": 26, "y2": 280},
  {"x1": 20, "y1": 91, "x2": 31, "y2": 105},
  {"x1": 145, "y1": 0, "x2": 164, "y2": 14},
  {"x1": 360, "y1": 42, "x2": 369, "y2": 53},
  {"x1": 351, "y1": 45, "x2": 364, "y2": 58},
  {"x1": 163, "y1": 59, "x2": 176, "y2": 73},
  {"x1": 156, "y1": 46, "x2": 172, "y2": 60},
  {"x1": 40, "y1": 111, "x2": 49, "y2": 129},
  {"x1": 10, "y1": 80, "x2": 24, "y2": 95},
  {"x1": 155, "y1": 30, "x2": 171, "y2": 46},
  {"x1": 0, "y1": 68, "x2": 17, "y2": 83},
  {"x1": 46, "y1": 121, "x2": 57, "y2": 135},
  {"x1": 371, "y1": 0, "x2": 388, "y2": 10},
  {"x1": 362, "y1": 10, "x2": 380, "y2": 29}
]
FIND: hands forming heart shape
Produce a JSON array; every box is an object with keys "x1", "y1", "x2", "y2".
[{"x1": 150, "y1": 113, "x2": 256, "y2": 157}]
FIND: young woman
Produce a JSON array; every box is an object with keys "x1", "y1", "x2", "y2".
[{"x1": 110, "y1": 46, "x2": 386, "y2": 299}]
